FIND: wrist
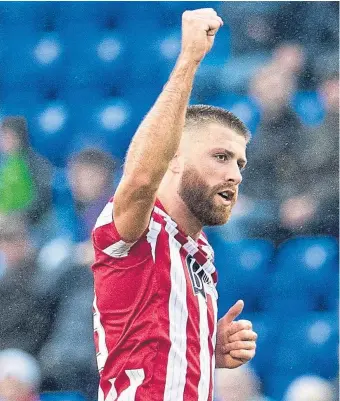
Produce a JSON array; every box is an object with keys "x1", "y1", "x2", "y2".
[
  {"x1": 163, "y1": 54, "x2": 199, "y2": 93},
  {"x1": 177, "y1": 52, "x2": 201, "y2": 68}
]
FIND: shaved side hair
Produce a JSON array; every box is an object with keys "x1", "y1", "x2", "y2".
[{"x1": 185, "y1": 105, "x2": 251, "y2": 142}]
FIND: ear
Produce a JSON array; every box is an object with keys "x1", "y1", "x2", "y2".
[{"x1": 168, "y1": 154, "x2": 181, "y2": 174}]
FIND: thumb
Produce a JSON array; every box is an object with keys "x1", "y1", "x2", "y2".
[{"x1": 222, "y1": 300, "x2": 244, "y2": 324}]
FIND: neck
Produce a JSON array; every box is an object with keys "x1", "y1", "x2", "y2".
[{"x1": 158, "y1": 183, "x2": 203, "y2": 240}]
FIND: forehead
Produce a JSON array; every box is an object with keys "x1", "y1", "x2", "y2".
[{"x1": 185, "y1": 122, "x2": 247, "y2": 156}]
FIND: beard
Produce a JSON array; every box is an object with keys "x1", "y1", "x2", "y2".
[{"x1": 178, "y1": 166, "x2": 237, "y2": 227}]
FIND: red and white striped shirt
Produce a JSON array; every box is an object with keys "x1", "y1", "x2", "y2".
[{"x1": 92, "y1": 198, "x2": 218, "y2": 401}]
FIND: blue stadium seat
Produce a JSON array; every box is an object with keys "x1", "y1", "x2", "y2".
[
  {"x1": 1, "y1": 2, "x2": 58, "y2": 31},
  {"x1": 212, "y1": 237, "x2": 274, "y2": 316},
  {"x1": 149, "y1": 28, "x2": 181, "y2": 83},
  {"x1": 273, "y1": 312, "x2": 338, "y2": 378},
  {"x1": 263, "y1": 312, "x2": 338, "y2": 400},
  {"x1": 57, "y1": 1, "x2": 162, "y2": 31},
  {"x1": 124, "y1": 83, "x2": 161, "y2": 124},
  {"x1": 241, "y1": 313, "x2": 281, "y2": 380},
  {"x1": 291, "y1": 91, "x2": 326, "y2": 127},
  {"x1": 325, "y1": 274, "x2": 339, "y2": 311},
  {"x1": 1, "y1": 91, "x2": 40, "y2": 122},
  {"x1": 0, "y1": 108, "x2": 5, "y2": 123},
  {"x1": 264, "y1": 374, "x2": 300, "y2": 401},
  {"x1": 2, "y1": 32, "x2": 64, "y2": 92},
  {"x1": 40, "y1": 392, "x2": 87, "y2": 401},
  {"x1": 0, "y1": 23, "x2": 4, "y2": 72},
  {"x1": 29, "y1": 100, "x2": 71, "y2": 166},
  {"x1": 65, "y1": 89, "x2": 135, "y2": 160},
  {"x1": 62, "y1": 27, "x2": 130, "y2": 90},
  {"x1": 262, "y1": 236, "x2": 338, "y2": 313},
  {"x1": 122, "y1": 28, "x2": 180, "y2": 90}
]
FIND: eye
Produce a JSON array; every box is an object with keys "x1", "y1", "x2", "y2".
[{"x1": 215, "y1": 154, "x2": 228, "y2": 162}]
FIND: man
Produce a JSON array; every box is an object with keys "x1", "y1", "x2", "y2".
[
  {"x1": 0, "y1": 215, "x2": 53, "y2": 356},
  {"x1": 92, "y1": 8, "x2": 257, "y2": 401},
  {"x1": 0, "y1": 116, "x2": 52, "y2": 224},
  {"x1": 52, "y1": 148, "x2": 116, "y2": 243}
]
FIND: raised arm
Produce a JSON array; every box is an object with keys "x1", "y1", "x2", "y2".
[{"x1": 113, "y1": 8, "x2": 223, "y2": 242}]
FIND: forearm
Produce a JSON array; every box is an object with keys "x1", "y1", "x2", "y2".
[{"x1": 123, "y1": 56, "x2": 198, "y2": 190}]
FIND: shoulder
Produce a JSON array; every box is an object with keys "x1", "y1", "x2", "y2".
[{"x1": 92, "y1": 197, "x2": 165, "y2": 264}]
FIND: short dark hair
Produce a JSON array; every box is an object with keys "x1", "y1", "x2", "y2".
[
  {"x1": 1, "y1": 116, "x2": 30, "y2": 149},
  {"x1": 69, "y1": 148, "x2": 116, "y2": 178},
  {"x1": 185, "y1": 105, "x2": 251, "y2": 142}
]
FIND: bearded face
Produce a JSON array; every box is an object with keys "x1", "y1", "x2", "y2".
[{"x1": 178, "y1": 165, "x2": 237, "y2": 227}]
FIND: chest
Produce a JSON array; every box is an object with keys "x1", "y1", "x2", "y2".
[{"x1": 156, "y1": 231, "x2": 218, "y2": 331}]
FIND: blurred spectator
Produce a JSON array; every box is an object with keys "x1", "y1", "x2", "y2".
[
  {"x1": 249, "y1": 63, "x2": 298, "y2": 120},
  {"x1": 297, "y1": 2, "x2": 339, "y2": 57},
  {"x1": 50, "y1": 148, "x2": 116, "y2": 243},
  {"x1": 0, "y1": 117, "x2": 52, "y2": 225},
  {"x1": 0, "y1": 348, "x2": 41, "y2": 401},
  {"x1": 38, "y1": 243, "x2": 98, "y2": 400},
  {"x1": 214, "y1": 365, "x2": 275, "y2": 401},
  {"x1": 279, "y1": 77, "x2": 339, "y2": 237},
  {"x1": 233, "y1": 64, "x2": 302, "y2": 240},
  {"x1": 0, "y1": 2, "x2": 337, "y2": 400},
  {"x1": 271, "y1": 43, "x2": 305, "y2": 77},
  {"x1": 283, "y1": 375, "x2": 336, "y2": 401},
  {"x1": 219, "y1": 2, "x2": 281, "y2": 55},
  {"x1": 32, "y1": 148, "x2": 116, "y2": 399},
  {"x1": 0, "y1": 215, "x2": 54, "y2": 356}
]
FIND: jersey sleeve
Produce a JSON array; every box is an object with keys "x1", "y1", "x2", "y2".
[
  {"x1": 92, "y1": 197, "x2": 154, "y2": 266},
  {"x1": 92, "y1": 198, "x2": 138, "y2": 259}
]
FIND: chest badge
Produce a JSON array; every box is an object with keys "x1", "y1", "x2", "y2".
[{"x1": 185, "y1": 254, "x2": 207, "y2": 300}]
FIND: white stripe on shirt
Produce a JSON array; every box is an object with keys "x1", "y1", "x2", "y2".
[
  {"x1": 163, "y1": 232, "x2": 188, "y2": 401},
  {"x1": 95, "y1": 202, "x2": 114, "y2": 229},
  {"x1": 106, "y1": 369, "x2": 145, "y2": 401},
  {"x1": 210, "y1": 294, "x2": 218, "y2": 399},
  {"x1": 106, "y1": 378, "x2": 117, "y2": 401},
  {"x1": 197, "y1": 293, "x2": 210, "y2": 401},
  {"x1": 118, "y1": 369, "x2": 145, "y2": 401},
  {"x1": 93, "y1": 292, "x2": 109, "y2": 372},
  {"x1": 102, "y1": 240, "x2": 136, "y2": 258},
  {"x1": 146, "y1": 218, "x2": 162, "y2": 262}
]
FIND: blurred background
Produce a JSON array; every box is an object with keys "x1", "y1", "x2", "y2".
[{"x1": 0, "y1": 2, "x2": 338, "y2": 401}]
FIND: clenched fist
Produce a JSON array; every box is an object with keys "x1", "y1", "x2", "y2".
[{"x1": 180, "y1": 8, "x2": 223, "y2": 64}]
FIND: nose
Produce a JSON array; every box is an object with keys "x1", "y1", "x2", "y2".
[{"x1": 225, "y1": 162, "x2": 243, "y2": 185}]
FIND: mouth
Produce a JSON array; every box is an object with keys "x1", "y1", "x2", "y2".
[{"x1": 217, "y1": 189, "x2": 235, "y2": 204}]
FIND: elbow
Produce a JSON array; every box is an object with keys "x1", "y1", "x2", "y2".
[{"x1": 122, "y1": 173, "x2": 161, "y2": 199}]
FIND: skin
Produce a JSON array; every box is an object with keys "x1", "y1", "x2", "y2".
[
  {"x1": 68, "y1": 163, "x2": 109, "y2": 203},
  {"x1": 158, "y1": 121, "x2": 247, "y2": 239},
  {"x1": 0, "y1": 377, "x2": 37, "y2": 401},
  {"x1": 113, "y1": 9, "x2": 223, "y2": 244},
  {"x1": 159, "y1": 123, "x2": 256, "y2": 368},
  {"x1": 112, "y1": 9, "x2": 257, "y2": 369},
  {"x1": 0, "y1": 128, "x2": 21, "y2": 154},
  {"x1": 0, "y1": 238, "x2": 32, "y2": 269}
]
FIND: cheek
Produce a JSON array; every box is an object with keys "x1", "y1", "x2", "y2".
[
  {"x1": 205, "y1": 161, "x2": 228, "y2": 185},
  {"x1": 199, "y1": 165, "x2": 216, "y2": 189}
]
